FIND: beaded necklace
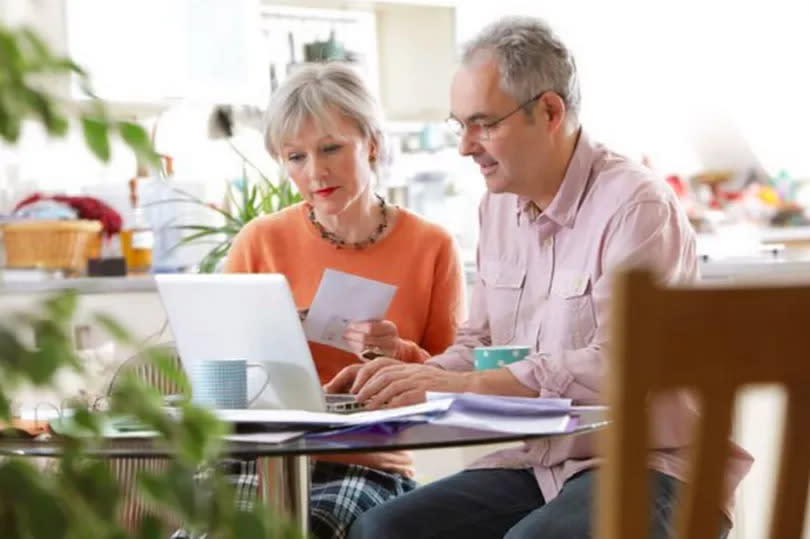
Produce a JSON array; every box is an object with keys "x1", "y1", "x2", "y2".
[{"x1": 308, "y1": 194, "x2": 388, "y2": 250}]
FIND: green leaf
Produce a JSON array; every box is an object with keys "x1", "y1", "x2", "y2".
[
  {"x1": 147, "y1": 347, "x2": 190, "y2": 396},
  {"x1": 42, "y1": 290, "x2": 78, "y2": 322},
  {"x1": 0, "y1": 327, "x2": 28, "y2": 373},
  {"x1": 0, "y1": 27, "x2": 24, "y2": 74},
  {"x1": 48, "y1": 113, "x2": 69, "y2": 137},
  {"x1": 92, "y1": 313, "x2": 133, "y2": 344},
  {"x1": 58, "y1": 458, "x2": 120, "y2": 521},
  {"x1": 18, "y1": 27, "x2": 52, "y2": 62},
  {"x1": 51, "y1": 57, "x2": 87, "y2": 77},
  {"x1": 118, "y1": 121, "x2": 149, "y2": 146},
  {"x1": 0, "y1": 390, "x2": 12, "y2": 422},
  {"x1": 30, "y1": 339, "x2": 74, "y2": 385},
  {"x1": 137, "y1": 473, "x2": 174, "y2": 512},
  {"x1": 72, "y1": 407, "x2": 102, "y2": 435},
  {"x1": 198, "y1": 240, "x2": 233, "y2": 273},
  {"x1": 135, "y1": 514, "x2": 163, "y2": 539},
  {"x1": 233, "y1": 510, "x2": 266, "y2": 539},
  {"x1": 0, "y1": 460, "x2": 69, "y2": 539},
  {"x1": 0, "y1": 96, "x2": 22, "y2": 142},
  {"x1": 118, "y1": 121, "x2": 159, "y2": 167},
  {"x1": 81, "y1": 116, "x2": 111, "y2": 162},
  {"x1": 17, "y1": 87, "x2": 65, "y2": 136},
  {"x1": 225, "y1": 182, "x2": 244, "y2": 223}
]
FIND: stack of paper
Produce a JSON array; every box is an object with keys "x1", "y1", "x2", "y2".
[
  {"x1": 214, "y1": 394, "x2": 578, "y2": 437},
  {"x1": 426, "y1": 392, "x2": 572, "y2": 414},
  {"x1": 213, "y1": 399, "x2": 454, "y2": 432},
  {"x1": 423, "y1": 392, "x2": 574, "y2": 434}
]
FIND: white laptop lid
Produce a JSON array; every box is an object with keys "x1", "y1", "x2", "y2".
[{"x1": 154, "y1": 273, "x2": 326, "y2": 412}]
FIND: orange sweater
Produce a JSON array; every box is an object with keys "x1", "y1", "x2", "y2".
[{"x1": 225, "y1": 202, "x2": 466, "y2": 384}]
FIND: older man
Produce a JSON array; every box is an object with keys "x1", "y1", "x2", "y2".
[{"x1": 329, "y1": 16, "x2": 752, "y2": 539}]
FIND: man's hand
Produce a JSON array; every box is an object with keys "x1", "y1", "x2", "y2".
[
  {"x1": 354, "y1": 362, "x2": 474, "y2": 409},
  {"x1": 343, "y1": 320, "x2": 401, "y2": 359},
  {"x1": 323, "y1": 356, "x2": 402, "y2": 394}
]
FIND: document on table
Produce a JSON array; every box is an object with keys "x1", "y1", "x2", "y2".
[
  {"x1": 208, "y1": 394, "x2": 593, "y2": 437},
  {"x1": 302, "y1": 269, "x2": 397, "y2": 352},
  {"x1": 225, "y1": 431, "x2": 306, "y2": 444},
  {"x1": 427, "y1": 408, "x2": 574, "y2": 434},
  {"x1": 213, "y1": 399, "x2": 454, "y2": 429},
  {"x1": 424, "y1": 392, "x2": 576, "y2": 434},
  {"x1": 426, "y1": 392, "x2": 573, "y2": 415}
]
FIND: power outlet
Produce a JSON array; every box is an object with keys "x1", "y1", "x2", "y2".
[{"x1": 73, "y1": 324, "x2": 93, "y2": 351}]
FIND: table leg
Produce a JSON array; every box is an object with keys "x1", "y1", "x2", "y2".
[{"x1": 257, "y1": 454, "x2": 310, "y2": 535}]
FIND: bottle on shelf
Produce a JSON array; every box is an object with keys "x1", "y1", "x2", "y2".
[{"x1": 120, "y1": 164, "x2": 154, "y2": 274}]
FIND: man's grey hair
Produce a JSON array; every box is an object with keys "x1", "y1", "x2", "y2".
[
  {"x1": 462, "y1": 16, "x2": 581, "y2": 123},
  {"x1": 264, "y1": 62, "x2": 388, "y2": 176}
]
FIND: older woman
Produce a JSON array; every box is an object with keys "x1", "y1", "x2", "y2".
[{"x1": 224, "y1": 63, "x2": 466, "y2": 538}]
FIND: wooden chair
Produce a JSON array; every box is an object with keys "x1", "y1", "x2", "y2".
[{"x1": 597, "y1": 269, "x2": 810, "y2": 539}]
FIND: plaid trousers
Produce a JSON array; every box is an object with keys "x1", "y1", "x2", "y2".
[{"x1": 172, "y1": 459, "x2": 417, "y2": 539}]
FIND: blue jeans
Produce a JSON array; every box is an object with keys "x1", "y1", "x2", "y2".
[{"x1": 348, "y1": 468, "x2": 730, "y2": 539}]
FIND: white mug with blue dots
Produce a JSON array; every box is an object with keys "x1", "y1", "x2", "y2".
[{"x1": 473, "y1": 346, "x2": 531, "y2": 371}]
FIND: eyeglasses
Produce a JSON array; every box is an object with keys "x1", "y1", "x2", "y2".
[{"x1": 445, "y1": 92, "x2": 546, "y2": 141}]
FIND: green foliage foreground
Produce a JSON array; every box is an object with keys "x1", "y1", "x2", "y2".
[{"x1": 0, "y1": 292, "x2": 304, "y2": 539}]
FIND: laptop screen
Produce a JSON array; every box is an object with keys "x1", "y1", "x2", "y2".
[{"x1": 155, "y1": 273, "x2": 327, "y2": 412}]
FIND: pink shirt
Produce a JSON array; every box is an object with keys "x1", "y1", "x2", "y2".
[{"x1": 429, "y1": 131, "x2": 753, "y2": 518}]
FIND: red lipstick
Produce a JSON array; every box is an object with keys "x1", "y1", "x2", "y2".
[{"x1": 314, "y1": 187, "x2": 339, "y2": 197}]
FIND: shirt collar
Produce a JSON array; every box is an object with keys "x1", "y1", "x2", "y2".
[{"x1": 516, "y1": 129, "x2": 596, "y2": 228}]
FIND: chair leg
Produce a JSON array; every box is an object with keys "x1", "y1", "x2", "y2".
[{"x1": 256, "y1": 455, "x2": 311, "y2": 535}]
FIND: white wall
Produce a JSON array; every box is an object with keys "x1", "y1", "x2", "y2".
[
  {"x1": 456, "y1": 0, "x2": 810, "y2": 179},
  {"x1": 376, "y1": 3, "x2": 455, "y2": 121}
]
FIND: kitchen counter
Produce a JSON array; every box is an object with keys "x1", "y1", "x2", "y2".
[
  {"x1": 700, "y1": 256, "x2": 810, "y2": 281},
  {"x1": 0, "y1": 274, "x2": 157, "y2": 294},
  {"x1": 696, "y1": 225, "x2": 810, "y2": 281}
]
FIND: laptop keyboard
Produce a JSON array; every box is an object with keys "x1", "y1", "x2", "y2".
[{"x1": 325, "y1": 394, "x2": 366, "y2": 414}]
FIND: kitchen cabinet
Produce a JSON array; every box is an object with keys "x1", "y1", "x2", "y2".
[
  {"x1": 256, "y1": 1, "x2": 457, "y2": 121},
  {"x1": 64, "y1": 0, "x2": 265, "y2": 105},
  {"x1": 5, "y1": 0, "x2": 458, "y2": 120}
]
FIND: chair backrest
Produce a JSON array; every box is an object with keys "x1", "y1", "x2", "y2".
[
  {"x1": 107, "y1": 344, "x2": 184, "y2": 397},
  {"x1": 105, "y1": 344, "x2": 184, "y2": 532},
  {"x1": 597, "y1": 269, "x2": 810, "y2": 539}
]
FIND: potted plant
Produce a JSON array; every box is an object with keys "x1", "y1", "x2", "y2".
[
  {"x1": 0, "y1": 20, "x2": 301, "y2": 538},
  {"x1": 161, "y1": 142, "x2": 302, "y2": 273}
]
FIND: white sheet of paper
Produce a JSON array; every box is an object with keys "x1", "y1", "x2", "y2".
[
  {"x1": 303, "y1": 269, "x2": 397, "y2": 352},
  {"x1": 214, "y1": 399, "x2": 454, "y2": 427},
  {"x1": 225, "y1": 431, "x2": 306, "y2": 444},
  {"x1": 426, "y1": 392, "x2": 573, "y2": 415},
  {"x1": 428, "y1": 408, "x2": 573, "y2": 434}
]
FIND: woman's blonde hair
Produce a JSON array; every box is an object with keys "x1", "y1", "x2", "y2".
[{"x1": 264, "y1": 63, "x2": 388, "y2": 176}]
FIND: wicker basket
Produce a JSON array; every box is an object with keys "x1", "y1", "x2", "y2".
[{"x1": 1, "y1": 220, "x2": 103, "y2": 273}]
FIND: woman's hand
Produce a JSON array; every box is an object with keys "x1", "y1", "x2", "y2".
[
  {"x1": 343, "y1": 320, "x2": 401, "y2": 359},
  {"x1": 315, "y1": 451, "x2": 414, "y2": 478},
  {"x1": 324, "y1": 357, "x2": 402, "y2": 394}
]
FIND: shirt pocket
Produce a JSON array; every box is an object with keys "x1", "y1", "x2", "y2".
[
  {"x1": 480, "y1": 259, "x2": 527, "y2": 344},
  {"x1": 545, "y1": 271, "x2": 596, "y2": 350}
]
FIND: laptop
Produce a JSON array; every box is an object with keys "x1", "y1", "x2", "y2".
[{"x1": 154, "y1": 273, "x2": 363, "y2": 413}]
